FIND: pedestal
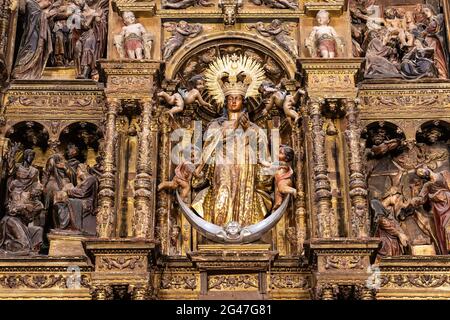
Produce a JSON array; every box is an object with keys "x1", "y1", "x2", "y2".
[
  {"x1": 188, "y1": 244, "x2": 278, "y2": 299},
  {"x1": 85, "y1": 239, "x2": 155, "y2": 300},
  {"x1": 305, "y1": 238, "x2": 380, "y2": 300},
  {"x1": 48, "y1": 233, "x2": 88, "y2": 257}
]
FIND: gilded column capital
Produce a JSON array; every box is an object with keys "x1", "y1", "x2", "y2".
[{"x1": 308, "y1": 98, "x2": 325, "y2": 115}]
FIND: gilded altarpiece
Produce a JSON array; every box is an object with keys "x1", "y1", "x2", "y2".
[{"x1": 0, "y1": 0, "x2": 448, "y2": 300}]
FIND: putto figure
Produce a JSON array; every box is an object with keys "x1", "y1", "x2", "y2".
[
  {"x1": 306, "y1": 10, "x2": 344, "y2": 58},
  {"x1": 262, "y1": 145, "x2": 297, "y2": 209},
  {"x1": 162, "y1": 0, "x2": 214, "y2": 9},
  {"x1": 157, "y1": 75, "x2": 211, "y2": 118},
  {"x1": 249, "y1": 0, "x2": 298, "y2": 10},
  {"x1": 260, "y1": 80, "x2": 305, "y2": 126},
  {"x1": 250, "y1": 20, "x2": 299, "y2": 58},
  {"x1": 162, "y1": 21, "x2": 203, "y2": 60},
  {"x1": 114, "y1": 11, "x2": 153, "y2": 60},
  {"x1": 158, "y1": 147, "x2": 197, "y2": 202}
]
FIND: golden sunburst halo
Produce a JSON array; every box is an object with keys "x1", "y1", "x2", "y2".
[{"x1": 204, "y1": 54, "x2": 266, "y2": 107}]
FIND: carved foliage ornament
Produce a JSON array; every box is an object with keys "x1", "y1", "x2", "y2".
[
  {"x1": 208, "y1": 274, "x2": 258, "y2": 290},
  {"x1": 160, "y1": 274, "x2": 197, "y2": 290}
]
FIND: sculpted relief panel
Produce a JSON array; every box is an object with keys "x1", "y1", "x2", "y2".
[
  {"x1": 364, "y1": 121, "x2": 450, "y2": 259},
  {"x1": 350, "y1": 0, "x2": 449, "y2": 80},
  {"x1": 0, "y1": 121, "x2": 103, "y2": 255},
  {"x1": 11, "y1": 0, "x2": 109, "y2": 80}
]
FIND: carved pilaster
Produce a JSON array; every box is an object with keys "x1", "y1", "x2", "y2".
[
  {"x1": 0, "y1": 0, "x2": 11, "y2": 77},
  {"x1": 292, "y1": 126, "x2": 307, "y2": 255},
  {"x1": 91, "y1": 285, "x2": 114, "y2": 300},
  {"x1": 355, "y1": 285, "x2": 376, "y2": 300},
  {"x1": 133, "y1": 98, "x2": 156, "y2": 240},
  {"x1": 156, "y1": 113, "x2": 172, "y2": 254},
  {"x1": 97, "y1": 98, "x2": 119, "y2": 238},
  {"x1": 344, "y1": 99, "x2": 369, "y2": 238},
  {"x1": 308, "y1": 98, "x2": 336, "y2": 238},
  {"x1": 130, "y1": 284, "x2": 151, "y2": 300},
  {"x1": 313, "y1": 283, "x2": 339, "y2": 300}
]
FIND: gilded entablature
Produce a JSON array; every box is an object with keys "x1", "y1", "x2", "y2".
[
  {"x1": 112, "y1": 0, "x2": 156, "y2": 14},
  {"x1": 1, "y1": 0, "x2": 450, "y2": 301},
  {"x1": 359, "y1": 81, "x2": 450, "y2": 121}
]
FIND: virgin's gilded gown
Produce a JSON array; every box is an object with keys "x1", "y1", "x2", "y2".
[{"x1": 192, "y1": 118, "x2": 273, "y2": 227}]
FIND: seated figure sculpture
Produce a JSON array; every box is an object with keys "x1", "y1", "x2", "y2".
[{"x1": 0, "y1": 147, "x2": 44, "y2": 254}]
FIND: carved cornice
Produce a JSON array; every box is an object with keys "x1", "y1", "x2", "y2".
[
  {"x1": 300, "y1": 59, "x2": 363, "y2": 99},
  {"x1": 304, "y1": 1, "x2": 346, "y2": 16},
  {"x1": 156, "y1": 10, "x2": 304, "y2": 18},
  {"x1": 358, "y1": 80, "x2": 450, "y2": 120},
  {"x1": 85, "y1": 239, "x2": 156, "y2": 255},
  {"x1": 112, "y1": 0, "x2": 156, "y2": 15},
  {"x1": 2, "y1": 80, "x2": 104, "y2": 124}
]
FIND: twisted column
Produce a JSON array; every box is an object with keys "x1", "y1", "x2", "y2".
[
  {"x1": 344, "y1": 99, "x2": 369, "y2": 237},
  {"x1": 133, "y1": 98, "x2": 155, "y2": 239},
  {"x1": 308, "y1": 98, "x2": 336, "y2": 238},
  {"x1": 97, "y1": 98, "x2": 119, "y2": 238}
]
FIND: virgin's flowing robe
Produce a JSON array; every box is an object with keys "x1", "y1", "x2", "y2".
[
  {"x1": 0, "y1": 164, "x2": 43, "y2": 253},
  {"x1": 419, "y1": 171, "x2": 450, "y2": 253},
  {"x1": 11, "y1": 0, "x2": 52, "y2": 80},
  {"x1": 192, "y1": 119, "x2": 273, "y2": 227}
]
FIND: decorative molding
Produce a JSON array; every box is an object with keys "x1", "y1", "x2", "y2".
[
  {"x1": 160, "y1": 274, "x2": 197, "y2": 290},
  {"x1": 208, "y1": 274, "x2": 258, "y2": 291}
]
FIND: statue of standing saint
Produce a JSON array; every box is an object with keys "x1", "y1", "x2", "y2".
[
  {"x1": 190, "y1": 54, "x2": 273, "y2": 227},
  {"x1": 11, "y1": 0, "x2": 56, "y2": 79}
]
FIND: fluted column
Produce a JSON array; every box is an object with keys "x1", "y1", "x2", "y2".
[
  {"x1": 97, "y1": 98, "x2": 119, "y2": 238},
  {"x1": 308, "y1": 98, "x2": 336, "y2": 238},
  {"x1": 133, "y1": 98, "x2": 155, "y2": 239},
  {"x1": 344, "y1": 99, "x2": 369, "y2": 237}
]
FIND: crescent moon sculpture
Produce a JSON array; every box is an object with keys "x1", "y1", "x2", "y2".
[{"x1": 176, "y1": 191, "x2": 291, "y2": 244}]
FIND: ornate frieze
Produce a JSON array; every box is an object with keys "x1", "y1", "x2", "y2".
[
  {"x1": 208, "y1": 274, "x2": 259, "y2": 291},
  {"x1": 112, "y1": 0, "x2": 156, "y2": 14},
  {"x1": 300, "y1": 59, "x2": 362, "y2": 99}
]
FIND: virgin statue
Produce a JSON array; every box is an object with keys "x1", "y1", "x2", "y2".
[{"x1": 191, "y1": 54, "x2": 273, "y2": 227}]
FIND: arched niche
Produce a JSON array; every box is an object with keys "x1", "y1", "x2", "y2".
[
  {"x1": 362, "y1": 121, "x2": 406, "y2": 149},
  {"x1": 164, "y1": 31, "x2": 297, "y2": 81},
  {"x1": 5, "y1": 121, "x2": 49, "y2": 170},
  {"x1": 162, "y1": 32, "x2": 299, "y2": 122},
  {"x1": 59, "y1": 122, "x2": 103, "y2": 167},
  {"x1": 416, "y1": 120, "x2": 450, "y2": 145}
]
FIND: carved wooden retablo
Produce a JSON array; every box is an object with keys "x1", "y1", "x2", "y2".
[{"x1": 0, "y1": 0, "x2": 450, "y2": 300}]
